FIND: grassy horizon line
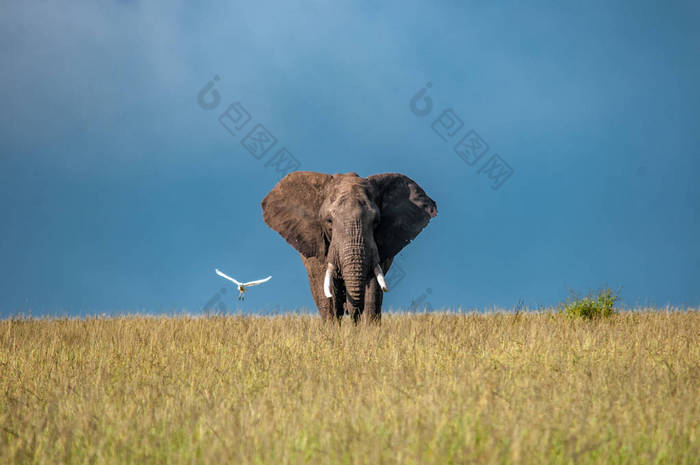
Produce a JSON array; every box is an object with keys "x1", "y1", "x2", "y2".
[{"x1": 2, "y1": 305, "x2": 698, "y2": 321}]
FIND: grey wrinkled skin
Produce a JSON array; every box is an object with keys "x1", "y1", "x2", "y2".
[{"x1": 261, "y1": 172, "x2": 437, "y2": 324}]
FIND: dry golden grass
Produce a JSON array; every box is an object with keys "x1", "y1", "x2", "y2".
[{"x1": 1, "y1": 311, "x2": 699, "y2": 464}]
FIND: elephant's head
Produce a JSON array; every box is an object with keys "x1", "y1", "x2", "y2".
[{"x1": 261, "y1": 172, "x2": 437, "y2": 314}]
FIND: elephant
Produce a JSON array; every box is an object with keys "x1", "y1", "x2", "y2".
[{"x1": 261, "y1": 171, "x2": 437, "y2": 323}]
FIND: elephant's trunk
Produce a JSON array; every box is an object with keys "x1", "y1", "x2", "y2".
[
  {"x1": 341, "y1": 252, "x2": 366, "y2": 308},
  {"x1": 339, "y1": 226, "x2": 367, "y2": 310}
]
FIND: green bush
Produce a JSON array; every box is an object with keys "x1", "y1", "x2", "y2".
[{"x1": 560, "y1": 288, "x2": 618, "y2": 319}]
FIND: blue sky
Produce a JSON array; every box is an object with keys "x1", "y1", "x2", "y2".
[{"x1": 1, "y1": 0, "x2": 699, "y2": 317}]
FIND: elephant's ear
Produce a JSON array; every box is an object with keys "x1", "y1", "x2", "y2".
[
  {"x1": 368, "y1": 173, "x2": 437, "y2": 261},
  {"x1": 261, "y1": 171, "x2": 333, "y2": 259}
]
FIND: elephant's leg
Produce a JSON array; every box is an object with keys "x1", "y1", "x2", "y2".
[
  {"x1": 363, "y1": 258, "x2": 392, "y2": 323},
  {"x1": 332, "y1": 277, "x2": 346, "y2": 321},
  {"x1": 301, "y1": 255, "x2": 342, "y2": 323},
  {"x1": 300, "y1": 255, "x2": 332, "y2": 321},
  {"x1": 362, "y1": 277, "x2": 383, "y2": 323}
]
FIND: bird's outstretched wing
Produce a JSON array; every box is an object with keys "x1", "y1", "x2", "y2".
[
  {"x1": 215, "y1": 269, "x2": 242, "y2": 286},
  {"x1": 242, "y1": 276, "x2": 272, "y2": 287}
]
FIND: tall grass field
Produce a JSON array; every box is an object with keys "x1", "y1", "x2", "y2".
[{"x1": 1, "y1": 311, "x2": 698, "y2": 464}]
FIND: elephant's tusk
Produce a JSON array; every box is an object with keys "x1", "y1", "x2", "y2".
[
  {"x1": 323, "y1": 263, "x2": 335, "y2": 298},
  {"x1": 374, "y1": 265, "x2": 388, "y2": 292}
]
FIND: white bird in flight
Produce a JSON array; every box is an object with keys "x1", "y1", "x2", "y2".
[{"x1": 215, "y1": 269, "x2": 272, "y2": 300}]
